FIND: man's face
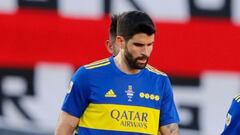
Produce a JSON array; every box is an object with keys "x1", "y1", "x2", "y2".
[{"x1": 123, "y1": 33, "x2": 154, "y2": 69}]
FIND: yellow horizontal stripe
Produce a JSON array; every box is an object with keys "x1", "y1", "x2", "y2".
[
  {"x1": 85, "y1": 62, "x2": 110, "y2": 69},
  {"x1": 234, "y1": 95, "x2": 240, "y2": 100},
  {"x1": 146, "y1": 65, "x2": 166, "y2": 76},
  {"x1": 79, "y1": 103, "x2": 160, "y2": 135},
  {"x1": 237, "y1": 99, "x2": 240, "y2": 103},
  {"x1": 146, "y1": 67, "x2": 161, "y2": 75},
  {"x1": 84, "y1": 58, "x2": 109, "y2": 67}
]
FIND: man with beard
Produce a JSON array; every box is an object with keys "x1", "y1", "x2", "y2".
[{"x1": 55, "y1": 11, "x2": 180, "y2": 135}]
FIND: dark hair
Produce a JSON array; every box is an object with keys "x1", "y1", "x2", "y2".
[
  {"x1": 109, "y1": 15, "x2": 118, "y2": 43},
  {"x1": 117, "y1": 11, "x2": 155, "y2": 42}
]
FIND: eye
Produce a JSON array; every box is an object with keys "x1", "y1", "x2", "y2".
[
  {"x1": 133, "y1": 43, "x2": 144, "y2": 47},
  {"x1": 147, "y1": 43, "x2": 153, "y2": 46}
]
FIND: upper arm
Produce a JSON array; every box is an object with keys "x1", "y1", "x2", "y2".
[
  {"x1": 160, "y1": 77, "x2": 179, "y2": 126},
  {"x1": 158, "y1": 77, "x2": 180, "y2": 135},
  {"x1": 62, "y1": 67, "x2": 90, "y2": 118},
  {"x1": 159, "y1": 123, "x2": 180, "y2": 135},
  {"x1": 55, "y1": 111, "x2": 80, "y2": 135},
  {"x1": 56, "y1": 67, "x2": 89, "y2": 134}
]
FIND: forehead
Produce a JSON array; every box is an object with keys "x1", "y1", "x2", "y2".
[{"x1": 128, "y1": 33, "x2": 155, "y2": 44}]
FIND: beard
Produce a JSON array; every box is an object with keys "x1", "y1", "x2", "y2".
[{"x1": 124, "y1": 47, "x2": 149, "y2": 69}]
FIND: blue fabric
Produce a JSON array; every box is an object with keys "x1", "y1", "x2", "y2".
[
  {"x1": 221, "y1": 96, "x2": 240, "y2": 135},
  {"x1": 62, "y1": 57, "x2": 179, "y2": 135}
]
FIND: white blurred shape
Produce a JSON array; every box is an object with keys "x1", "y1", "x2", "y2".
[
  {"x1": 2, "y1": 76, "x2": 27, "y2": 96},
  {"x1": 24, "y1": 62, "x2": 74, "y2": 131},
  {"x1": 194, "y1": 0, "x2": 225, "y2": 10},
  {"x1": 174, "y1": 71, "x2": 240, "y2": 135},
  {"x1": 58, "y1": 0, "x2": 102, "y2": 19},
  {"x1": 201, "y1": 71, "x2": 240, "y2": 135},
  {"x1": 112, "y1": 0, "x2": 190, "y2": 23},
  {"x1": 0, "y1": 0, "x2": 17, "y2": 14},
  {"x1": 231, "y1": 0, "x2": 240, "y2": 25},
  {"x1": 179, "y1": 106, "x2": 194, "y2": 125}
]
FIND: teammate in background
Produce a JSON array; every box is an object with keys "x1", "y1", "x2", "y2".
[
  {"x1": 105, "y1": 15, "x2": 119, "y2": 56},
  {"x1": 55, "y1": 11, "x2": 180, "y2": 135},
  {"x1": 221, "y1": 94, "x2": 240, "y2": 135}
]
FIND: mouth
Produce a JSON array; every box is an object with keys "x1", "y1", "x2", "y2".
[
  {"x1": 137, "y1": 59, "x2": 147, "y2": 64},
  {"x1": 136, "y1": 57, "x2": 148, "y2": 64}
]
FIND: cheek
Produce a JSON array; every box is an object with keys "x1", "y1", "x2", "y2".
[
  {"x1": 131, "y1": 47, "x2": 142, "y2": 57},
  {"x1": 125, "y1": 45, "x2": 135, "y2": 53},
  {"x1": 146, "y1": 46, "x2": 153, "y2": 55},
  {"x1": 149, "y1": 46, "x2": 153, "y2": 53}
]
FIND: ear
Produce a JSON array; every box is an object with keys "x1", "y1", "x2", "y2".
[
  {"x1": 115, "y1": 36, "x2": 125, "y2": 49},
  {"x1": 105, "y1": 40, "x2": 113, "y2": 54}
]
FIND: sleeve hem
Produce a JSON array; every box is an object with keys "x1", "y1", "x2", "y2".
[
  {"x1": 160, "y1": 119, "x2": 180, "y2": 127},
  {"x1": 61, "y1": 107, "x2": 81, "y2": 118}
]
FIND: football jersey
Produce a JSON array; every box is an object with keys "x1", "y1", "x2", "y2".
[
  {"x1": 62, "y1": 57, "x2": 179, "y2": 135},
  {"x1": 221, "y1": 95, "x2": 240, "y2": 135}
]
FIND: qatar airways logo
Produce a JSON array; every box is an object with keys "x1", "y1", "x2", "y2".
[{"x1": 110, "y1": 109, "x2": 148, "y2": 129}]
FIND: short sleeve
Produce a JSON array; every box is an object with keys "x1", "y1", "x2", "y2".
[
  {"x1": 61, "y1": 66, "x2": 90, "y2": 118},
  {"x1": 159, "y1": 76, "x2": 180, "y2": 126},
  {"x1": 221, "y1": 97, "x2": 240, "y2": 135}
]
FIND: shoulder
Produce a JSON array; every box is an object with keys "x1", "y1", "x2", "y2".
[
  {"x1": 229, "y1": 94, "x2": 240, "y2": 110},
  {"x1": 83, "y1": 58, "x2": 110, "y2": 70},
  {"x1": 145, "y1": 65, "x2": 173, "y2": 91},
  {"x1": 226, "y1": 94, "x2": 240, "y2": 120},
  {"x1": 145, "y1": 64, "x2": 167, "y2": 77},
  {"x1": 233, "y1": 94, "x2": 240, "y2": 103},
  {"x1": 72, "y1": 58, "x2": 110, "y2": 80}
]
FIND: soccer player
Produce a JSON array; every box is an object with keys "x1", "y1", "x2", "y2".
[
  {"x1": 55, "y1": 11, "x2": 180, "y2": 135},
  {"x1": 105, "y1": 14, "x2": 119, "y2": 56},
  {"x1": 221, "y1": 94, "x2": 240, "y2": 135}
]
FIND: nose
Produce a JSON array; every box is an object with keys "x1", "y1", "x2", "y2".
[{"x1": 141, "y1": 45, "x2": 151, "y2": 57}]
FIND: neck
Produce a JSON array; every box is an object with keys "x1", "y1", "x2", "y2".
[{"x1": 113, "y1": 54, "x2": 140, "y2": 74}]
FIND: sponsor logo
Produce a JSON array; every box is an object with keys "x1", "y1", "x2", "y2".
[
  {"x1": 105, "y1": 89, "x2": 117, "y2": 97},
  {"x1": 110, "y1": 109, "x2": 148, "y2": 129}
]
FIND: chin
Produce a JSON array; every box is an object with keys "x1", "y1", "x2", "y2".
[{"x1": 135, "y1": 63, "x2": 147, "y2": 69}]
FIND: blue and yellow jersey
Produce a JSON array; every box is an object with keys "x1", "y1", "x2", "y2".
[
  {"x1": 62, "y1": 57, "x2": 179, "y2": 135},
  {"x1": 222, "y1": 94, "x2": 240, "y2": 135}
]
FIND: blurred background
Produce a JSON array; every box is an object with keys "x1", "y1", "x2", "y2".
[{"x1": 0, "y1": 0, "x2": 240, "y2": 135}]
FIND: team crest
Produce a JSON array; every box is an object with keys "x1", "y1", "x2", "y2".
[
  {"x1": 125, "y1": 85, "x2": 134, "y2": 102},
  {"x1": 67, "y1": 81, "x2": 73, "y2": 93},
  {"x1": 225, "y1": 113, "x2": 232, "y2": 126}
]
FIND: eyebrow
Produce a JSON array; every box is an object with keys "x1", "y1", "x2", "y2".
[
  {"x1": 133, "y1": 42, "x2": 144, "y2": 46},
  {"x1": 133, "y1": 42, "x2": 154, "y2": 46}
]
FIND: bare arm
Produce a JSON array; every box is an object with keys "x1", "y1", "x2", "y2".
[
  {"x1": 159, "y1": 123, "x2": 180, "y2": 135},
  {"x1": 55, "y1": 111, "x2": 80, "y2": 135}
]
